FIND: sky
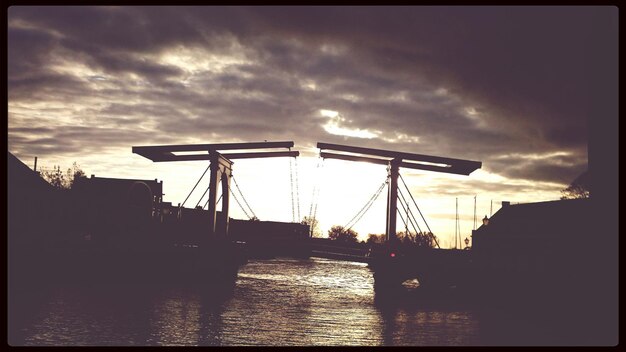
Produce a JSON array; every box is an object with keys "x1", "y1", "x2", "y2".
[{"x1": 8, "y1": 6, "x2": 611, "y2": 247}]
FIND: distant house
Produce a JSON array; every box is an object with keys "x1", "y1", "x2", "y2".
[
  {"x1": 71, "y1": 175, "x2": 163, "y2": 245},
  {"x1": 472, "y1": 198, "x2": 592, "y2": 251},
  {"x1": 470, "y1": 198, "x2": 598, "y2": 308},
  {"x1": 469, "y1": 197, "x2": 617, "y2": 343}
]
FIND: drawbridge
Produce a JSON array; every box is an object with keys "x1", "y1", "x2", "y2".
[
  {"x1": 133, "y1": 140, "x2": 481, "y2": 288},
  {"x1": 315, "y1": 142, "x2": 481, "y2": 288}
]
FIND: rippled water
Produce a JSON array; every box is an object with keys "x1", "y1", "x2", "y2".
[{"x1": 12, "y1": 258, "x2": 483, "y2": 346}]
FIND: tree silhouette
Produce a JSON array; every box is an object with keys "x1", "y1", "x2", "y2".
[
  {"x1": 41, "y1": 162, "x2": 86, "y2": 189},
  {"x1": 42, "y1": 165, "x2": 66, "y2": 189},
  {"x1": 366, "y1": 233, "x2": 385, "y2": 244},
  {"x1": 561, "y1": 170, "x2": 590, "y2": 199},
  {"x1": 397, "y1": 231, "x2": 437, "y2": 248},
  {"x1": 67, "y1": 162, "x2": 86, "y2": 189},
  {"x1": 327, "y1": 225, "x2": 358, "y2": 243}
]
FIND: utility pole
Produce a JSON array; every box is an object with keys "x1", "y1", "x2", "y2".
[
  {"x1": 455, "y1": 197, "x2": 458, "y2": 249},
  {"x1": 473, "y1": 195, "x2": 477, "y2": 230}
]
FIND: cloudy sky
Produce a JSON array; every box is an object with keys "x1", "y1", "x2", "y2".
[{"x1": 8, "y1": 6, "x2": 613, "y2": 246}]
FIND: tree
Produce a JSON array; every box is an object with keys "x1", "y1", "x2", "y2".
[
  {"x1": 416, "y1": 232, "x2": 438, "y2": 248},
  {"x1": 301, "y1": 216, "x2": 321, "y2": 237},
  {"x1": 42, "y1": 165, "x2": 67, "y2": 189},
  {"x1": 327, "y1": 225, "x2": 358, "y2": 243},
  {"x1": 67, "y1": 162, "x2": 86, "y2": 189},
  {"x1": 366, "y1": 233, "x2": 386, "y2": 244},
  {"x1": 41, "y1": 162, "x2": 86, "y2": 190},
  {"x1": 396, "y1": 231, "x2": 438, "y2": 248},
  {"x1": 561, "y1": 170, "x2": 590, "y2": 199}
]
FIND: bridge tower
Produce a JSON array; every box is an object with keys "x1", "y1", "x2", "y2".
[
  {"x1": 132, "y1": 142, "x2": 299, "y2": 239},
  {"x1": 317, "y1": 142, "x2": 481, "y2": 242}
]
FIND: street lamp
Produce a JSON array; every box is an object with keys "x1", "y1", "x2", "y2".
[
  {"x1": 482, "y1": 215, "x2": 489, "y2": 226},
  {"x1": 464, "y1": 237, "x2": 470, "y2": 249}
]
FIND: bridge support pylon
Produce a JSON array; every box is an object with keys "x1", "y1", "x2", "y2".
[
  {"x1": 385, "y1": 159, "x2": 401, "y2": 244},
  {"x1": 207, "y1": 151, "x2": 233, "y2": 239}
]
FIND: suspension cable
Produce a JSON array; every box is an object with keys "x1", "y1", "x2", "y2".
[
  {"x1": 397, "y1": 206, "x2": 409, "y2": 235},
  {"x1": 310, "y1": 158, "x2": 324, "y2": 224},
  {"x1": 398, "y1": 172, "x2": 439, "y2": 248},
  {"x1": 232, "y1": 175, "x2": 257, "y2": 219},
  {"x1": 397, "y1": 185, "x2": 423, "y2": 233},
  {"x1": 404, "y1": 194, "x2": 409, "y2": 236},
  {"x1": 294, "y1": 156, "x2": 301, "y2": 221},
  {"x1": 344, "y1": 178, "x2": 387, "y2": 231},
  {"x1": 308, "y1": 158, "x2": 322, "y2": 219},
  {"x1": 204, "y1": 193, "x2": 222, "y2": 210},
  {"x1": 397, "y1": 202, "x2": 420, "y2": 240},
  {"x1": 289, "y1": 156, "x2": 295, "y2": 222},
  {"x1": 397, "y1": 186, "x2": 423, "y2": 234},
  {"x1": 181, "y1": 163, "x2": 211, "y2": 208},
  {"x1": 344, "y1": 180, "x2": 386, "y2": 230},
  {"x1": 229, "y1": 184, "x2": 251, "y2": 219},
  {"x1": 195, "y1": 182, "x2": 211, "y2": 208},
  {"x1": 308, "y1": 159, "x2": 319, "y2": 219},
  {"x1": 399, "y1": 173, "x2": 433, "y2": 235},
  {"x1": 455, "y1": 197, "x2": 461, "y2": 249},
  {"x1": 398, "y1": 188, "x2": 422, "y2": 233}
]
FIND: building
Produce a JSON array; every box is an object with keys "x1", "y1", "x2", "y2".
[
  {"x1": 472, "y1": 198, "x2": 593, "y2": 281},
  {"x1": 470, "y1": 197, "x2": 614, "y2": 344},
  {"x1": 7, "y1": 152, "x2": 57, "y2": 246},
  {"x1": 70, "y1": 175, "x2": 164, "y2": 246}
]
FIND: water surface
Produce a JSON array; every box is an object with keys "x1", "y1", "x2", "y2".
[{"x1": 12, "y1": 257, "x2": 482, "y2": 346}]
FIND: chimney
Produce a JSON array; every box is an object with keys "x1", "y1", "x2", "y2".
[{"x1": 502, "y1": 201, "x2": 510, "y2": 207}]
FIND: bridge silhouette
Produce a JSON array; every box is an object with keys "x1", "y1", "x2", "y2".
[{"x1": 132, "y1": 140, "x2": 482, "y2": 288}]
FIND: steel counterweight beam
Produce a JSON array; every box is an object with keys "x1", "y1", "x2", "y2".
[
  {"x1": 133, "y1": 141, "x2": 294, "y2": 153},
  {"x1": 133, "y1": 142, "x2": 298, "y2": 162},
  {"x1": 317, "y1": 142, "x2": 481, "y2": 173},
  {"x1": 134, "y1": 151, "x2": 300, "y2": 162},
  {"x1": 320, "y1": 151, "x2": 476, "y2": 175},
  {"x1": 223, "y1": 151, "x2": 299, "y2": 159},
  {"x1": 320, "y1": 151, "x2": 390, "y2": 166}
]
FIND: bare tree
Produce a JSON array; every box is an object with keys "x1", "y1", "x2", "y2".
[
  {"x1": 40, "y1": 162, "x2": 86, "y2": 190},
  {"x1": 561, "y1": 170, "x2": 590, "y2": 199}
]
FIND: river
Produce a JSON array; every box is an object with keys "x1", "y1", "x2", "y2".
[{"x1": 9, "y1": 257, "x2": 522, "y2": 346}]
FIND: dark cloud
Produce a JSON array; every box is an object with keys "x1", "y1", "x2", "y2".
[
  {"x1": 7, "y1": 26, "x2": 57, "y2": 79},
  {"x1": 8, "y1": 6, "x2": 610, "y2": 191},
  {"x1": 485, "y1": 151, "x2": 588, "y2": 184}
]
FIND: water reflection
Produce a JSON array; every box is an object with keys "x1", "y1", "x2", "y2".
[
  {"x1": 149, "y1": 289, "x2": 202, "y2": 345},
  {"x1": 15, "y1": 258, "x2": 482, "y2": 346},
  {"x1": 225, "y1": 258, "x2": 381, "y2": 345},
  {"x1": 374, "y1": 286, "x2": 480, "y2": 346}
]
